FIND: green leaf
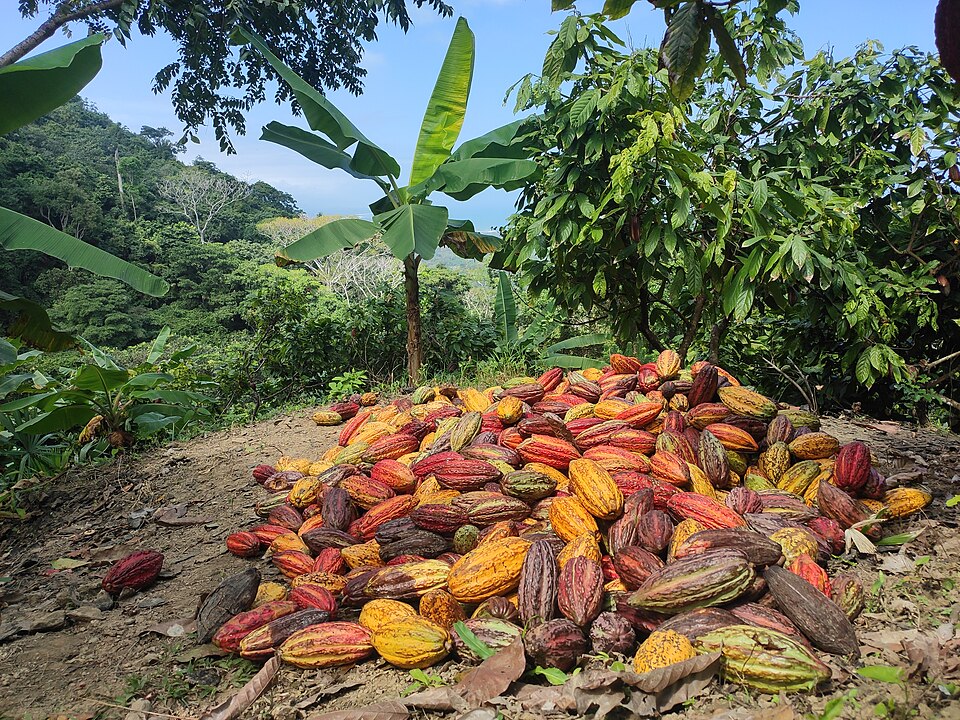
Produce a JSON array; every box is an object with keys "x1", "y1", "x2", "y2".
[
  {"x1": 659, "y1": 2, "x2": 704, "y2": 102},
  {"x1": 569, "y1": 89, "x2": 599, "y2": 129},
  {"x1": 276, "y1": 218, "x2": 377, "y2": 263},
  {"x1": 947, "y1": 494, "x2": 960, "y2": 508},
  {"x1": 706, "y1": 9, "x2": 747, "y2": 88},
  {"x1": 544, "y1": 353, "x2": 606, "y2": 370},
  {"x1": 0, "y1": 292, "x2": 75, "y2": 351},
  {"x1": 602, "y1": 0, "x2": 639, "y2": 20},
  {"x1": 0, "y1": 206, "x2": 168, "y2": 297},
  {"x1": 0, "y1": 338, "x2": 16, "y2": 366},
  {"x1": 546, "y1": 334, "x2": 607, "y2": 353},
  {"x1": 875, "y1": 532, "x2": 921, "y2": 547},
  {"x1": 534, "y1": 666, "x2": 570, "y2": 685},
  {"x1": 235, "y1": 27, "x2": 400, "y2": 178},
  {"x1": 451, "y1": 119, "x2": 530, "y2": 161},
  {"x1": 0, "y1": 34, "x2": 105, "y2": 136},
  {"x1": 260, "y1": 122, "x2": 383, "y2": 181},
  {"x1": 417, "y1": 158, "x2": 539, "y2": 201},
  {"x1": 409, "y1": 18, "x2": 475, "y2": 186},
  {"x1": 146, "y1": 327, "x2": 171, "y2": 365},
  {"x1": 17, "y1": 404, "x2": 97, "y2": 434},
  {"x1": 552, "y1": 0, "x2": 576, "y2": 10},
  {"x1": 857, "y1": 665, "x2": 905, "y2": 684},
  {"x1": 74, "y1": 365, "x2": 130, "y2": 392},
  {"x1": 453, "y1": 621, "x2": 494, "y2": 660},
  {"x1": 375, "y1": 204, "x2": 449, "y2": 261},
  {"x1": 494, "y1": 272, "x2": 518, "y2": 345},
  {"x1": 132, "y1": 411, "x2": 183, "y2": 435}
]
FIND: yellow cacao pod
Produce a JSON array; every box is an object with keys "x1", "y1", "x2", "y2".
[{"x1": 447, "y1": 537, "x2": 531, "y2": 603}]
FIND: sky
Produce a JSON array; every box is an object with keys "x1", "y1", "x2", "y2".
[{"x1": 0, "y1": 1, "x2": 941, "y2": 230}]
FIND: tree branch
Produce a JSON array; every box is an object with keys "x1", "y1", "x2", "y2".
[
  {"x1": 0, "y1": 0, "x2": 126, "y2": 67},
  {"x1": 678, "y1": 293, "x2": 706, "y2": 362}
]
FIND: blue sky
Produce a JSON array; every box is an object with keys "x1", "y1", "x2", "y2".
[{"x1": 0, "y1": 1, "x2": 940, "y2": 230}]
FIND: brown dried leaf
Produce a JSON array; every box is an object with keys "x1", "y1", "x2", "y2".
[
  {"x1": 199, "y1": 656, "x2": 279, "y2": 720},
  {"x1": 619, "y1": 652, "x2": 721, "y2": 693},
  {"x1": 141, "y1": 616, "x2": 196, "y2": 637},
  {"x1": 307, "y1": 701, "x2": 409, "y2": 720},
  {"x1": 402, "y1": 687, "x2": 466, "y2": 712},
  {"x1": 456, "y1": 638, "x2": 527, "y2": 707}
]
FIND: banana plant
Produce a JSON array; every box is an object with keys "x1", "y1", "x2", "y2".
[
  {"x1": 236, "y1": 21, "x2": 538, "y2": 383},
  {"x1": 0, "y1": 34, "x2": 169, "y2": 350}
]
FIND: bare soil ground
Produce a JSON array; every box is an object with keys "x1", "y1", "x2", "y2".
[{"x1": 0, "y1": 410, "x2": 957, "y2": 720}]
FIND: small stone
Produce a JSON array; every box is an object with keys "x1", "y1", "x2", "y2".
[
  {"x1": 92, "y1": 590, "x2": 115, "y2": 611},
  {"x1": 135, "y1": 596, "x2": 167, "y2": 610},
  {"x1": 22, "y1": 609, "x2": 66, "y2": 633},
  {"x1": 124, "y1": 698, "x2": 152, "y2": 720},
  {"x1": 67, "y1": 606, "x2": 104, "y2": 623}
]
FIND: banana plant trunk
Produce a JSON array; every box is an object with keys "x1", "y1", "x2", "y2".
[{"x1": 404, "y1": 255, "x2": 423, "y2": 384}]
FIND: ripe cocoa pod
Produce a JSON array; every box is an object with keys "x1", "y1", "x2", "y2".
[
  {"x1": 517, "y1": 435, "x2": 581, "y2": 471},
  {"x1": 454, "y1": 618, "x2": 523, "y2": 663},
  {"x1": 657, "y1": 608, "x2": 739, "y2": 640},
  {"x1": 290, "y1": 585, "x2": 338, "y2": 614},
  {"x1": 833, "y1": 441, "x2": 871, "y2": 493},
  {"x1": 816, "y1": 481, "x2": 881, "y2": 539},
  {"x1": 435, "y1": 458, "x2": 501, "y2": 491},
  {"x1": 590, "y1": 611, "x2": 636, "y2": 655},
  {"x1": 226, "y1": 531, "x2": 261, "y2": 558},
  {"x1": 568, "y1": 458, "x2": 624, "y2": 520},
  {"x1": 717, "y1": 386, "x2": 777, "y2": 421},
  {"x1": 687, "y1": 364, "x2": 718, "y2": 406},
  {"x1": 268, "y1": 503, "x2": 305, "y2": 532},
  {"x1": 501, "y1": 469, "x2": 557, "y2": 502},
  {"x1": 362, "y1": 559, "x2": 451, "y2": 600},
  {"x1": 321, "y1": 487, "x2": 357, "y2": 532},
  {"x1": 448, "y1": 537, "x2": 530, "y2": 603},
  {"x1": 524, "y1": 618, "x2": 587, "y2": 671},
  {"x1": 636, "y1": 510, "x2": 674, "y2": 554},
  {"x1": 372, "y1": 616, "x2": 452, "y2": 669},
  {"x1": 419, "y1": 588, "x2": 466, "y2": 630},
  {"x1": 883, "y1": 487, "x2": 933, "y2": 519},
  {"x1": 278, "y1": 621, "x2": 375, "y2": 668},
  {"x1": 410, "y1": 503, "x2": 469, "y2": 534},
  {"x1": 673, "y1": 528, "x2": 783, "y2": 567},
  {"x1": 695, "y1": 625, "x2": 831, "y2": 693},
  {"x1": 359, "y1": 598, "x2": 417, "y2": 633},
  {"x1": 612, "y1": 545, "x2": 665, "y2": 590},
  {"x1": 519, "y1": 539, "x2": 559, "y2": 627},
  {"x1": 764, "y1": 565, "x2": 859, "y2": 656},
  {"x1": 351, "y1": 495, "x2": 418, "y2": 541},
  {"x1": 196, "y1": 568, "x2": 262, "y2": 644},
  {"x1": 549, "y1": 495, "x2": 600, "y2": 543},
  {"x1": 239, "y1": 608, "x2": 330, "y2": 660},
  {"x1": 698, "y1": 429, "x2": 730, "y2": 488},
  {"x1": 102, "y1": 550, "x2": 164, "y2": 595},
  {"x1": 725, "y1": 487, "x2": 763, "y2": 516},
  {"x1": 370, "y1": 459, "x2": 417, "y2": 494},
  {"x1": 728, "y1": 602, "x2": 809, "y2": 646},
  {"x1": 472, "y1": 596, "x2": 520, "y2": 622},
  {"x1": 558, "y1": 556, "x2": 604, "y2": 627},
  {"x1": 668, "y1": 492, "x2": 746, "y2": 529},
  {"x1": 788, "y1": 553, "x2": 831, "y2": 596},
  {"x1": 212, "y1": 600, "x2": 299, "y2": 652},
  {"x1": 633, "y1": 629, "x2": 696, "y2": 673},
  {"x1": 830, "y1": 571, "x2": 865, "y2": 620},
  {"x1": 628, "y1": 549, "x2": 754, "y2": 614}
]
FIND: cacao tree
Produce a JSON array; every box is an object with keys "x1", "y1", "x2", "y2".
[
  {"x1": 500, "y1": 13, "x2": 960, "y2": 414},
  {"x1": 5, "y1": 0, "x2": 454, "y2": 152},
  {"x1": 238, "y1": 20, "x2": 538, "y2": 383}
]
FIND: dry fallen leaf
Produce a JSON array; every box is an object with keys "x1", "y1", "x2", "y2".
[
  {"x1": 141, "y1": 617, "x2": 196, "y2": 637},
  {"x1": 619, "y1": 652, "x2": 721, "y2": 694},
  {"x1": 199, "y1": 656, "x2": 279, "y2": 720},
  {"x1": 456, "y1": 638, "x2": 527, "y2": 706}
]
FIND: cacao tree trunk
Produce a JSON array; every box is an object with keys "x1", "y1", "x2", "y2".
[{"x1": 404, "y1": 255, "x2": 423, "y2": 385}]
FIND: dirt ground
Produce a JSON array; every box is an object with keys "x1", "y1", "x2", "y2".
[{"x1": 0, "y1": 410, "x2": 958, "y2": 720}]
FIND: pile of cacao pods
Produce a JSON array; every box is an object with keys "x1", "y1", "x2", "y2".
[{"x1": 211, "y1": 351, "x2": 932, "y2": 694}]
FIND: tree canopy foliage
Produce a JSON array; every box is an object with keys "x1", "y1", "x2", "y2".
[
  {"x1": 6, "y1": 0, "x2": 454, "y2": 151},
  {"x1": 501, "y1": 12, "x2": 960, "y2": 414}
]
